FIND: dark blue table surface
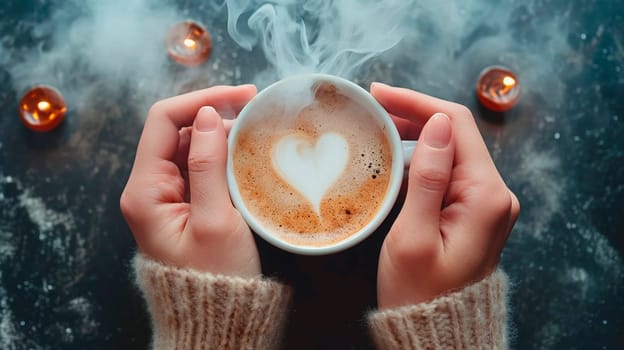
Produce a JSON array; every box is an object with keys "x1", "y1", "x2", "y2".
[{"x1": 1, "y1": 0, "x2": 622, "y2": 349}]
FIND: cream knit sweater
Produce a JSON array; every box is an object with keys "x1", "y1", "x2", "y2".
[{"x1": 134, "y1": 254, "x2": 508, "y2": 349}]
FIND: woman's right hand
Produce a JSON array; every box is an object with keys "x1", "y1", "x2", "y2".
[{"x1": 120, "y1": 85, "x2": 262, "y2": 278}]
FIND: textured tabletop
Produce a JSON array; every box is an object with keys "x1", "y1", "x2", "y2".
[{"x1": 0, "y1": 0, "x2": 622, "y2": 349}]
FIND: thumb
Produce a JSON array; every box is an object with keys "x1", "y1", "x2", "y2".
[
  {"x1": 401, "y1": 113, "x2": 454, "y2": 233},
  {"x1": 187, "y1": 106, "x2": 232, "y2": 228}
]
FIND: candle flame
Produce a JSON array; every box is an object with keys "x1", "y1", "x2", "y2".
[
  {"x1": 476, "y1": 67, "x2": 520, "y2": 111},
  {"x1": 37, "y1": 101, "x2": 51, "y2": 111},
  {"x1": 183, "y1": 38, "x2": 197, "y2": 49},
  {"x1": 503, "y1": 76, "x2": 516, "y2": 87}
]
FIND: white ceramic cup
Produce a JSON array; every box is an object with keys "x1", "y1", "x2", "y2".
[{"x1": 227, "y1": 73, "x2": 415, "y2": 255}]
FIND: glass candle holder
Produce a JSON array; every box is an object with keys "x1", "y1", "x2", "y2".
[
  {"x1": 19, "y1": 85, "x2": 67, "y2": 132},
  {"x1": 165, "y1": 21, "x2": 212, "y2": 66},
  {"x1": 476, "y1": 66, "x2": 520, "y2": 112}
]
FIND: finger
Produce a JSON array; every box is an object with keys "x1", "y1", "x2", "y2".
[
  {"x1": 155, "y1": 85, "x2": 255, "y2": 129},
  {"x1": 400, "y1": 113, "x2": 455, "y2": 237},
  {"x1": 187, "y1": 106, "x2": 232, "y2": 228},
  {"x1": 371, "y1": 82, "x2": 459, "y2": 125},
  {"x1": 489, "y1": 190, "x2": 520, "y2": 265},
  {"x1": 173, "y1": 127, "x2": 192, "y2": 202},
  {"x1": 485, "y1": 190, "x2": 521, "y2": 269},
  {"x1": 371, "y1": 82, "x2": 495, "y2": 173},
  {"x1": 506, "y1": 190, "x2": 521, "y2": 238},
  {"x1": 223, "y1": 119, "x2": 234, "y2": 135},
  {"x1": 134, "y1": 85, "x2": 256, "y2": 173},
  {"x1": 390, "y1": 114, "x2": 421, "y2": 140},
  {"x1": 175, "y1": 119, "x2": 236, "y2": 170},
  {"x1": 173, "y1": 127, "x2": 193, "y2": 170}
]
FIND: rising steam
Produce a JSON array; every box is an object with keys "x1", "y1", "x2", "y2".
[{"x1": 225, "y1": 0, "x2": 413, "y2": 80}]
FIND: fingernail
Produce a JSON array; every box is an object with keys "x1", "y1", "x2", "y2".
[
  {"x1": 237, "y1": 84, "x2": 256, "y2": 90},
  {"x1": 370, "y1": 82, "x2": 391, "y2": 90},
  {"x1": 195, "y1": 106, "x2": 218, "y2": 132},
  {"x1": 423, "y1": 113, "x2": 451, "y2": 149}
]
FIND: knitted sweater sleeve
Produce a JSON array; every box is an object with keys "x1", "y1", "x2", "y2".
[
  {"x1": 368, "y1": 270, "x2": 509, "y2": 350},
  {"x1": 132, "y1": 254, "x2": 291, "y2": 350}
]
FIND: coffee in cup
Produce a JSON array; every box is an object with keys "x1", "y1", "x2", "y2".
[{"x1": 227, "y1": 74, "x2": 414, "y2": 255}]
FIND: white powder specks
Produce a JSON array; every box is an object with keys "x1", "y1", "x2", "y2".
[
  {"x1": 0, "y1": 232, "x2": 15, "y2": 264},
  {"x1": 0, "y1": 177, "x2": 20, "y2": 350},
  {"x1": 0, "y1": 306, "x2": 21, "y2": 350},
  {"x1": 18, "y1": 191, "x2": 75, "y2": 233},
  {"x1": 563, "y1": 267, "x2": 590, "y2": 298},
  {"x1": 509, "y1": 142, "x2": 563, "y2": 238},
  {"x1": 67, "y1": 297, "x2": 98, "y2": 336},
  {"x1": 1, "y1": 173, "x2": 91, "y2": 348}
]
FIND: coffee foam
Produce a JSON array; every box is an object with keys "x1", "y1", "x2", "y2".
[
  {"x1": 233, "y1": 84, "x2": 392, "y2": 246},
  {"x1": 272, "y1": 132, "x2": 349, "y2": 214}
]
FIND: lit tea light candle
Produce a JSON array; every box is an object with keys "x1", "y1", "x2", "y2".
[
  {"x1": 165, "y1": 21, "x2": 212, "y2": 66},
  {"x1": 476, "y1": 66, "x2": 520, "y2": 112},
  {"x1": 19, "y1": 85, "x2": 67, "y2": 132}
]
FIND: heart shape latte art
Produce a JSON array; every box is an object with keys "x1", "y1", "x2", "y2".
[{"x1": 272, "y1": 132, "x2": 349, "y2": 215}]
